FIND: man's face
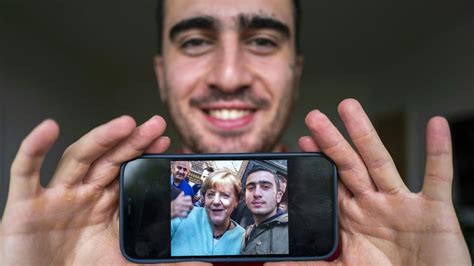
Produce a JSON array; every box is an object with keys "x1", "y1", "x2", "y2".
[
  {"x1": 155, "y1": 0, "x2": 303, "y2": 153},
  {"x1": 245, "y1": 171, "x2": 282, "y2": 217},
  {"x1": 171, "y1": 161, "x2": 191, "y2": 183}
]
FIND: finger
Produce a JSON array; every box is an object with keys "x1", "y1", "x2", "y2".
[
  {"x1": 179, "y1": 203, "x2": 193, "y2": 212},
  {"x1": 305, "y1": 109, "x2": 374, "y2": 196},
  {"x1": 177, "y1": 197, "x2": 193, "y2": 205},
  {"x1": 299, "y1": 136, "x2": 353, "y2": 200},
  {"x1": 180, "y1": 197, "x2": 193, "y2": 206},
  {"x1": 9, "y1": 119, "x2": 60, "y2": 200},
  {"x1": 422, "y1": 116, "x2": 453, "y2": 202},
  {"x1": 337, "y1": 99, "x2": 407, "y2": 194},
  {"x1": 105, "y1": 178, "x2": 119, "y2": 194},
  {"x1": 83, "y1": 115, "x2": 167, "y2": 187},
  {"x1": 49, "y1": 116, "x2": 136, "y2": 187},
  {"x1": 338, "y1": 179, "x2": 352, "y2": 199},
  {"x1": 298, "y1": 136, "x2": 321, "y2": 152},
  {"x1": 144, "y1": 136, "x2": 171, "y2": 153}
]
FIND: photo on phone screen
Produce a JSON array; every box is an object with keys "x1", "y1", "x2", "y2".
[
  {"x1": 120, "y1": 153, "x2": 337, "y2": 263},
  {"x1": 170, "y1": 159, "x2": 289, "y2": 256}
]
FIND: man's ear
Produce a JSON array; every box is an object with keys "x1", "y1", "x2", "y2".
[
  {"x1": 276, "y1": 190, "x2": 284, "y2": 204},
  {"x1": 293, "y1": 55, "x2": 304, "y2": 101},
  {"x1": 154, "y1": 55, "x2": 167, "y2": 103}
]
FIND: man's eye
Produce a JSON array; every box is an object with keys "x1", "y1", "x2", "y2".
[
  {"x1": 180, "y1": 38, "x2": 213, "y2": 55},
  {"x1": 182, "y1": 38, "x2": 207, "y2": 48},
  {"x1": 247, "y1": 37, "x2": 278, "y2": 54},
  {"x1": 250, "y1": 38, "x2": 276, "y2": 47}
]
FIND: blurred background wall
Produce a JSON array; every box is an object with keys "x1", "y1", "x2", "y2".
[{"x1": 1, "y1": 0, "x2": 473, "y2": 255}]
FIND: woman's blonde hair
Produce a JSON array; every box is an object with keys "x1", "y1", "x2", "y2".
[{"x1": 201, "y1": 168, "x2": 242, "y2": 199}]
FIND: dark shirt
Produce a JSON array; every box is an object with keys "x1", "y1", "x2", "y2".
[{"x1": 247, "y1": 209, "x2": 286, "y2": 241}]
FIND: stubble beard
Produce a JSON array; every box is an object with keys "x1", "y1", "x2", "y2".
[
  {"x1": 168, "y1": 100, "x2": 293, "y2": 153},
  {"x1": 252, "y1": 203, "x2": 278, "y2": 224},
  {"x1": 164, "y1": 76, "x2": 297, "y2": 153}
]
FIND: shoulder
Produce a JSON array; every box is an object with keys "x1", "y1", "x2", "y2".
[
  {"x1": 232, "y1": 220, "x2": 245, "y2": 234},
  {"x1": 275, "y1": 212, "x2": 288, "y2": 223}
]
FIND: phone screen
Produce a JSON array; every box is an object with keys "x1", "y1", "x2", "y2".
[{"x1": 120, "y1": 153, "x2": 337, "y2": 263}]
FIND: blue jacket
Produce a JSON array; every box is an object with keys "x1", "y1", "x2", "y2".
[
  {"x1": 171, "y1": 177, "x2": 194, "y2": 196},
  {"x1": 171, "y1": 207, "x2": 245, "y2": 256}
]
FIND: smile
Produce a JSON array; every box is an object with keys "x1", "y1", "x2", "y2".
[
  {"x1": 201, "y1": 105, "x2": 257, "y2": 131},
  {"x1": 208, "y1": 109, "x2": 252, "y2": 120}
]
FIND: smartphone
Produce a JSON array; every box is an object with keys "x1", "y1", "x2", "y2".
[{"x1": 120, "y1": 153, "x2": 338, "y2": 263}]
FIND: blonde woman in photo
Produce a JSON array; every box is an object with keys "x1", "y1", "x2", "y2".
[{"x1": 171, "y1": 169, "x2": 245, "y2": 256}]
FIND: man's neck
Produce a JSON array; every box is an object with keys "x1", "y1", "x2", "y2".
[
  {"x1": 172, "y1": 177, "x2": 182, "y2": 186},
  {"x1": 254, "y1": 208, "x2": 278, "y2": 226}
]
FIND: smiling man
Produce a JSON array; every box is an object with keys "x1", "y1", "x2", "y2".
[
  {"x1": 171, "y1": 160, "x2": 193, "y2": 196},
  {"x1": 242, "y1": 167, "x2": 288, "y2": 255},
  {"x1": 154, "y1": 0, "x2": 302, "y2": 153},
  {"x1": 0, "y1": 0, "x2": 471, "y2": 265}
]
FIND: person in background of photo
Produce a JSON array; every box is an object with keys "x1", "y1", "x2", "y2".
[
  {"x1": 242, "y1": 167, "x2": 288, "y2": 255},
  {"x1": 171, "y1": 161, "x2": 194, "y2": 196},
  {"x1": 171, "y1": 169, "x2": 245, "y2": 256},
  {"x1": 192, "y1": 166, "x2": 214, "y2": 207},
  {"x1": 277, "y1": 174, "x2": 288, "y2": 212},
  {"x1": 170, "y1": 161, "x2": 194, "y2": 219}
]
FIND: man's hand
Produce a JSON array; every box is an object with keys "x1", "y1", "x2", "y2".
[
  {"x1": 0, "y1": 115, "x2": 171, "y2": 265},
  {"x1": 171, "y1": 192, "x2": 193, "y2": 219},
  {"x1": 287, "y1": 99, "x2": 471, "y2": 265}
]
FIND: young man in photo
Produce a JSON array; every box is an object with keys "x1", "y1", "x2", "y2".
[{"x1": 242, "y1": 168, "x2": 288, "y2": 255}]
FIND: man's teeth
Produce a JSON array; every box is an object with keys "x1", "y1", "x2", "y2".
[{"x1": 209, "y1": 109, "x2": 251, "y2": 120}]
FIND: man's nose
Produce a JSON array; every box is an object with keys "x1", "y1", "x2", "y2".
[
  {"x1": 253, "y1": 186, "x2": 262, "y2": 198},
  {"x1": 206, "y1": 34, "x2": 253, "y2": 93}
]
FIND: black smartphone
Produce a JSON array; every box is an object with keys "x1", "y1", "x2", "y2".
[{"x1": 120, "y1": 153, "x2": 338, "y2": 263}]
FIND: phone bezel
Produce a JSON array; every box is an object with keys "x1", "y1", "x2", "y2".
[{"x1": 120, "y1": 152, "x2": 338, "y2": 263}]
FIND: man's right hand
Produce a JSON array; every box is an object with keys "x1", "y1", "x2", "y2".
[
  {"x1": 171, "y1": 192, "x2": 193, "y2": 219},
  {"x1": 0, "y1": 115, "x2": 171, "y2": 265}
]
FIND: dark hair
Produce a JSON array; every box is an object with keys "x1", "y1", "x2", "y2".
[
  {"x1": 245, "y1": 166, "x2": 280, "y2": 192},
  {"x1": 155, "y1": 0, "x2": 301, "y2": 54}
]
